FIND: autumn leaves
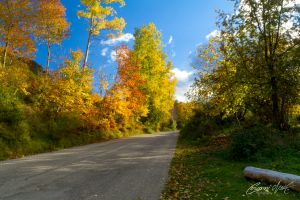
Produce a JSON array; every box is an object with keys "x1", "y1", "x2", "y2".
[
  {"x1": 78, "y1": 0, "x2": 126, "y2": 68},
  {"x1": 34, "y1": 0, "x2": 69, "y2": 73},
  {"x1": 0, "y1": 0, "x2": 68, "y2": 70},
  {"x1": 112, "y1": 25, "x2": 176, "y2": 130},
  {"x1": 189, "y1": 0, "x2": 300, "y2": 129},
  {"x1": 0, "y1": 0, "x2": 177, "y2": 154},
  {"x1": 0, "y1": 0, "x2": 35, "y2": 68}
]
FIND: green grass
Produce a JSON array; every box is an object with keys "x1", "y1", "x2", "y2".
[{"x1": 161, "y1": 134, "x2": 300, "y2": 200}]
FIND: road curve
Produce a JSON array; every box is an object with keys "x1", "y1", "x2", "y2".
[{"x1": 0, "y1": 132, "x2": 178, "y2": 200}]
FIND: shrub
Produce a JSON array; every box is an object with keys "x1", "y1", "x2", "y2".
[
  {"x1": 230, "y1": 125, "x2": 276, "y2": 160},
  {"x1": 296, "y1": 115, "x2": 300, "y2": 123},
  {"x1": 101, "y1": 131, "x2": 122, "y2": 140},
  {"x1": 180, "y1": 116, "x2": 218, "y2": 140},
  {"x1": 0, "y1": 89, "x2": 23, "y2": 126},
  {"x1": 171, "y1": 120, "x2": 177, "y2": 131},
  {"x1": 48, "y1": 113, "x2": 83, "y2": 141},
  {"x1": 161, "y1": 120, "x2": 177, "y2": 132},
  {"x1": 143, "y1": 127, "x2": 154, "y2": 134}
]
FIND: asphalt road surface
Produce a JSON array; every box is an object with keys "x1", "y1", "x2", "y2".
[{"x1": 0, "y1": 132, "x2": 178, "y2": 200}]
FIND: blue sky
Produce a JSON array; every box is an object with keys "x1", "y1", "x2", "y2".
[{"x1": 35, "y1": 0, "x2": 233, "y2": 102}]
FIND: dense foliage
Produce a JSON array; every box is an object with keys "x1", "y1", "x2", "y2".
[
  {"x1": 186, "y1": 0, "x2": 300, "y2": 131},
  {"x1": 132, "y1": 24, "x2": 176, "y2": 130},
  {"x1": 179, "y1": 0, "x2": 300, "y2": 166},
  {"x1": 0, "y1": 1, "x2": 176, "y2": 160}
]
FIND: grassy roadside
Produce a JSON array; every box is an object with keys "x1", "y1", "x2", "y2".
[
  {"x1": 161, "y1": 134, "x2": 300, "y2": 200},
  {"x1": 0, "y1": 129, "x2": 146, "y2": 161}
]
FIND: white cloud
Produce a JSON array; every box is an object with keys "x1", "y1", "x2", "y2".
[
  {"x1": 206, "y1": 30, "x2": 220, "y2": 40},
  {"x1": 168, "y1": 36, "x2": 173, "y2": 45},
  {"x1": 171, "y1": 68, "x2": 194, "y2": 102},
  {"x1": 101, "y1": 48, "x2": 109, "y2": 56},
  {"x1": 110, "y1": 50, "x2": 117, "y2": 62},
  {"x1": 172, "y1": 68, "x2": 194, "y2": 82},
  {"x1": 175, "y1": 82, "x2": 193, "y2": 102},
  {"x1": 101, "y1": 33, "x2": 135, "y2": 46}
]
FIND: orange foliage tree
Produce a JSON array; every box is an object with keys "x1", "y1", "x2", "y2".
[
  {"x1": 0, "y1": 0, "x2": 35, "y2": 67},
  {"x1": 114, "y1": 45, "x2": 148, "y2": 119},
  {"x1": 97, "y1": 45, "x2": 148, "y2": 131}
]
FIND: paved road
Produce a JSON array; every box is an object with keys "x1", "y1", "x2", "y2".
[{"x1": 0, "y1": 132, "x2": 178, "y2": 200}]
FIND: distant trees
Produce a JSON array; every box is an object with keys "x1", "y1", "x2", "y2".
[
  {"x1": 174, "y1": 101, "x2": 197, "y2": 129},
  {"x1": 34, "y1": 0, "x2": 69, "y2": 73},
  {"x1": 190, "y1": 0, "x2": 300, "y2": 129},
  {"x1": 77, "y1": 0, "x2": 126, "y2": 68}
]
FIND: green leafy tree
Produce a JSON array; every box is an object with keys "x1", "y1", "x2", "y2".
[
  {"x1": 190, "y1": 0, "x2": 300, "y2": 129},
  {"x1": 220, "y1": 0, "x2": 300, "y2": 128},
  {"x1": 189, "y1": 38, "x2": 249, "y2": 120}
]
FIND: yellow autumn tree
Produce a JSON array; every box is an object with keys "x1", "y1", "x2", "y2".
[
  {"x1": 36, "y1": 50, "x2": 94, "y2": 119},
  {"x1": 132, "y1": 23, "x2": 177, "y2": 130},
  {"x1": 34, "y1": 0, "x2": 69, "y2": 73},
  {"x1": 77, "y1": 0, "x2": 126, "y2": 68}
]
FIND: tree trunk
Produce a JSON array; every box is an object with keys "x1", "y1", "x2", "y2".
[
  {"x1": 83, "y1": 30, "x2": 92, "y2": 69},
  {"x1": 46, "y1": 41, "x2": 51, "y2": 74},
  {"x1": 2, "y1": 42, "x2": 9, "y2": 68},
  {"x1": 270, "y1": 76, "x2": 284, "y2": 129},
  {"x1": 280, "y1": 95, "x2": 290, "y2": 130}
]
